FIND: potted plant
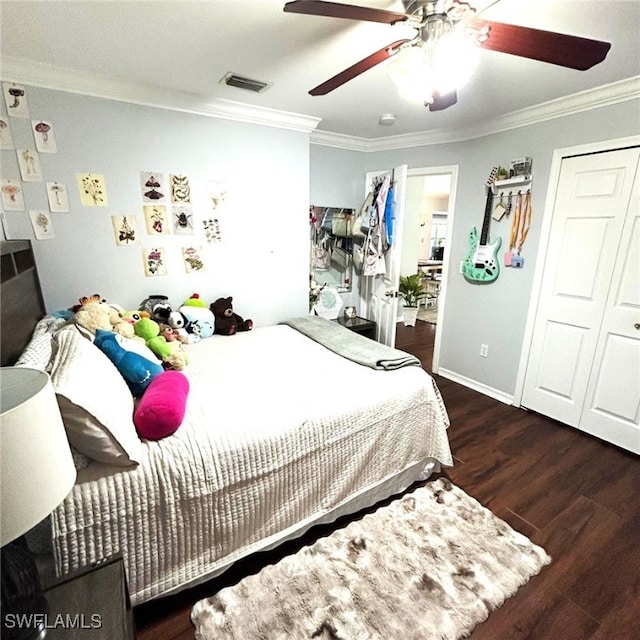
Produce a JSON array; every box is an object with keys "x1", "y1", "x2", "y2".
[{"x1": 399, "y1": 273, "x2": 426, "y2": 326}]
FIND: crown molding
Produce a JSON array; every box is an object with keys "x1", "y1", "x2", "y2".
[
  {"x1": 2, "y1": 57, "x2": 636, "y2": 148},
  {"x1": 310, "y1": 76, "x2": 640, "y2": 152},
  {"x1": 0, "y1": 56, "x2": 322, "y2": 134}
]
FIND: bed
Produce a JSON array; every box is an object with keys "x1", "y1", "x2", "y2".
[{"x1": 1, "y1": 239, "x2": 453, "y2": 606}]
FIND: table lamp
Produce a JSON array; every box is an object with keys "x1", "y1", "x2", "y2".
[{"x1": 1, "y1": 367, "x2": 77, "y2": 640}]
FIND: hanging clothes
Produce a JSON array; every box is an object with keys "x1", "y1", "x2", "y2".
[
  {"x1": 363, "y1": 174, "x2": 390, "y2": 277},
  {"x1": 384, "y1": 183, "x2": 395, "y2": 246}
]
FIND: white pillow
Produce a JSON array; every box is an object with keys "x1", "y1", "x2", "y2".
[{"x1": 49, "y1": 327, "x2": 141, "y2": 466}]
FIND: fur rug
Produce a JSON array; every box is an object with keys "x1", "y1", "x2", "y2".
[{"x1": 191, "y1": 478, "x2": 550, "y2": 640}]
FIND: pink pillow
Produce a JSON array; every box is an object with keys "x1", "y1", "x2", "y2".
[{"x1": 134, "y1": 370, "x2": 189, "y2": 440}]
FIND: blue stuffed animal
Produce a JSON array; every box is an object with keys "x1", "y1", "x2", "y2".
[{"x1": 94, "y1": 329, "x2": 163, "y2": 396}]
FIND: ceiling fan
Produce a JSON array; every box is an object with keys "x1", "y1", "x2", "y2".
[{"x1": 283, "y1": 0, "x2": 611, "y2": 111}]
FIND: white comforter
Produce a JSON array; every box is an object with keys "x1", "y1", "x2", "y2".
[{"x1": 51, "y1": 325, "x2": 452, "y2": 604}]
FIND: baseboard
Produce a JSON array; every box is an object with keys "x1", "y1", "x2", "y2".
[{"x1": 436, "y1": 368, "x2": 514, "y2": 405}]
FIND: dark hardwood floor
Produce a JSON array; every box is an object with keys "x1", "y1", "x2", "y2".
[{"x1": 134, "y1": 320, "x2": 639, "y2": 640}]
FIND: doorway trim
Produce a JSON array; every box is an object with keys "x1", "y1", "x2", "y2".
[
  {"x1": 513, "y1": 134, "x2": 640, "y2": 406},
  {"x1": 407, "y1": 164, "x2": 459, "y2": 374}
]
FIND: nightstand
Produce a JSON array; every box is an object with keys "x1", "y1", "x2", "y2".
[
  {"x1": 335, "y1": 316, "x2": 376, "y2": 340},
  {"x1": 40, "y1": 554, "x2": 135, "y2": 639}
]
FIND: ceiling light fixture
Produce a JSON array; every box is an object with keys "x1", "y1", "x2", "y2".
[
  {"x1": 387, "y1": 13, "x2": 479, "y2": 106},
  {"x1": 379, "y1": 113, "x2": 397, "y2": 126}
]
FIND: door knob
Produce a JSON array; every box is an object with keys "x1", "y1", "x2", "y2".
[
  {"x1": 385, "y1": 290, "x2": 395, "y2": 297},
  {"x1": 635, "y1": 323, "x2": 640, "y2": 330}
]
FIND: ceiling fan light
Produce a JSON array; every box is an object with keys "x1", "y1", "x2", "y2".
[
  {"x1": 432, "y1": 31, "x2": 479, "y2": 93},
  {"x1": 388, "y1": 28, "x2": 479, "y2": 104},
  {"x1": 388, "y1": 46, "x2": 436, "y2": 104}
]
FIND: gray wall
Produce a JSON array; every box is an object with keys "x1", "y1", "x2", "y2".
[
  {"x1": 1, "y1": 85, "x2": 310, "y2": 325},
  {"x1": 309, "y1": 144, "x2": 367, "y2": 309},
  {"x1": 312, "y1": 98, "x2": 640, "y2": 397}
]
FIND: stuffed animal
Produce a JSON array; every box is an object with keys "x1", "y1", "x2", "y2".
[
  {"x1": 159, "y1": 323, "x2": 181, "y2": 343},
  {"x1": 178, "y1": 293, "x2": 215, "y2": 342},
  {"x1": 121, "y1": 309, "x2": 148, "y2": 327},
  {"x1": 134, "y1": 317, "x2": 188, "y2": 370},
  {"x1": 210, "y1": 296, "x2": 253, "y2": 336},
  {"x1": 139, "y1": 294, "x2": 171, "y2": 323},
  {"x1": 168, "y1": 310, "x2": 190, "y2": 343},
  {"x1": 134, "y1": 370, "x2": 190, "y2": 440},
  {"x1": 94, "y1": 329, "x2": 163, "y2": 396},
  {"x1": 74, "y1": 294, "x2": 136, "y2": 339}
]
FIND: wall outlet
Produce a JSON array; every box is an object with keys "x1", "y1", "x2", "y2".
[{"x1": 480, "y1": 344, "x2": 489, "y2": 358}]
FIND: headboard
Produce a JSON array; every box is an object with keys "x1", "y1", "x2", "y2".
[{"x1": 1, "y1": 240, "x2": 46, "y2": 366}]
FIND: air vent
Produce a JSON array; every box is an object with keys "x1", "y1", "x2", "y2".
[{"x1": 220, "y1": 73, "x2": 271, "y2": 93}]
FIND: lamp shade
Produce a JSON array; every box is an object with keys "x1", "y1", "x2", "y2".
[{"x1": 0, "y1": 367, "x2": 76, "y2": 546}]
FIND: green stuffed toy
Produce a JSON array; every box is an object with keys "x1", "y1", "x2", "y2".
[{"x1": 134, "y1": 317, "x2": 188, "y2": 371}]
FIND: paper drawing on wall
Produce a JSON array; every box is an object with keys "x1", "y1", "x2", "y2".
[
  {"x1": 46, "y1": 182, "x2": 70, "y2": 213},
  {"x1": 143, "y1": 247, "x2": 167, "y2": 277},
  {"x1": 208, "y1": 181, "x2": 227, "y2": 210},
  {"x1": 173, "y1": 206, "x2": 193, "y2": 235},
  {"x1": 141, "y1": 172, "x2": 166, "y2": 202},
  {"x1": 1, "y1": 178, "x2": 25, "y2": 211},
  {"x1": 183, "y1": 245, "x2": 205, "y2": 273},
  {"x1": 144, "y1": 205, "x2": 169, "y2": 235},
  {"x1": 77, "y1": 173, "x2": 108, "y2": 206},
  {"x1": 0, "y1": 118, "x2": 14, "y2": 149},
  {"x1": 170, "y1": 174, "x2": 191, "y2": 204},
  {"x1": 112, "y1": 215, "x2": 139, "y2": 246},
  {"x1": 17, "y1": 148, "x2": 42, "y2": 182},
  {"x1": 3, "y1": 83, "x2": 29, "y2": 118},
  {"x1": 203, "y1": 218, "x2": 222, "y2": 243},
  {"x1": 32, "y1": 120, "x2": 57, "y2": 153},
  {"x1": 29, "y1": 210, "x2": 55, "y2": 240}
]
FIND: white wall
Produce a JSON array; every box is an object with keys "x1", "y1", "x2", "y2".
[
  {"x1": 0, "y1": 85, "x2": 310, "y2": 325},
  {"x1": 312, "y1": 97, "x2": 640, "y2": 399}
]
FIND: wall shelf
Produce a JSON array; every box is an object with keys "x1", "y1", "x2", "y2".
[{"x1": 492, "y1": 175, "x2": 532, "y2": 194}]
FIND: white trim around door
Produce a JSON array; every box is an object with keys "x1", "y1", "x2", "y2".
[{"x1": 407, "y1": 165, "x2": 459, "y2": 375}]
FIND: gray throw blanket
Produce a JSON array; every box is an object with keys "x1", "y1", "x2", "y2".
[{"x1": 281, "y1": 316, "x2": 421, "y2": 370}]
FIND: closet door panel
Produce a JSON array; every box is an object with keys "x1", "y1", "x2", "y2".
[
  {"x1": 522, "y1": 147, "x2": 640, "y2": 430},
  {"x1": 580, "y1": 156, "x2": 640, "y2": 453}
]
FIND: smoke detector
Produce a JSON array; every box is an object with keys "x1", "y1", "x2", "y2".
[{"x1": 379, "y1": 114, "x2": 397, "y2": 126}]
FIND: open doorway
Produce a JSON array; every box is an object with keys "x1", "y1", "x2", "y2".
[{"x1": 401, "y1": 166, "x2": 457, "y2": 373}]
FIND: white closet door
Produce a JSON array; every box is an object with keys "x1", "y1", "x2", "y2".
[
  {"x1": 580, "y1": 155, "x2": 640, "y2": 453},
  {"x1": 521, "y1": 147, "x2": 640, "y2": 434}
]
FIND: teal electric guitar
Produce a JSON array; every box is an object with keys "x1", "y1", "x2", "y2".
[{"x1": 463, "y1": 168, "x2": 501, "y2": 283}]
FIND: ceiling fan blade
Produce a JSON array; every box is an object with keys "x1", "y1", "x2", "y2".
[
  {"x1": 429, "y1": 90, "x2": 457, "y2": 112},
  {"x1": 284, "y1": 0, "x2": 410, "y2": 25},
  {"x1": 476, "y1": 20, "x2": 611, "y2": 70},
  {"x1": 309, "y1": 39, "x2": 410, "y2": 96}
]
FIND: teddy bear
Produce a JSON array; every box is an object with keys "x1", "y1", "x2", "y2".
[
  {"x1": 134, "y1": 317, "x2": 188, "y2": 371},
  {"x1": 210, "y1": 297, "x2": 253, "y2": 336},
  {"x1": 178, "y1": 293, "x2": 215, "y2": 342},
  {"x1": 74, "y1": 294, "x2": 137, "y2": 339}
]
